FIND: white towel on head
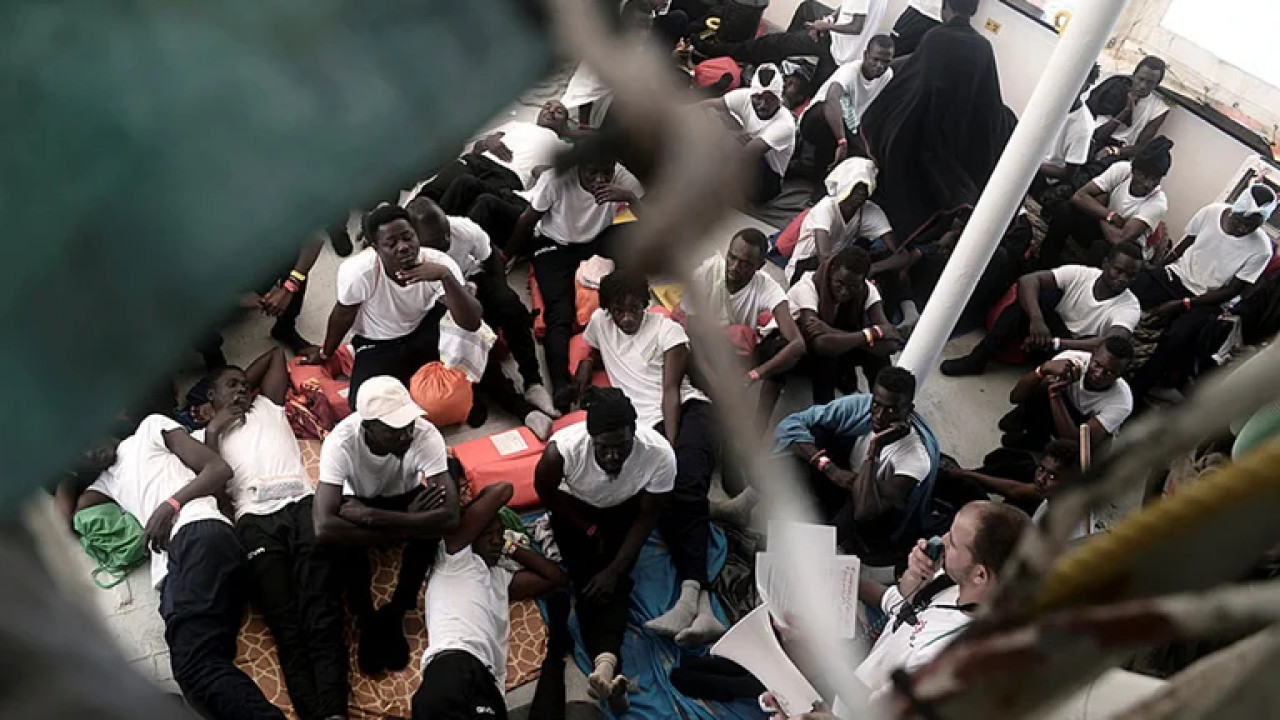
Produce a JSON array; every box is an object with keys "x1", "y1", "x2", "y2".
[
  {"x1": 825, "y1": 157, "x2": 878, "y2": 201},
  {"x1": 1232, "y1": 183, "x2": 1279, "y2": 218},
  {"x1": 751, "y1": 63, "x2": 785, "y2": 99}
]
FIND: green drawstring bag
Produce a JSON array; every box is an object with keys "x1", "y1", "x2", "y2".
[{"x1": 73, "y1": 504, "x2": 147, "y2": 589}]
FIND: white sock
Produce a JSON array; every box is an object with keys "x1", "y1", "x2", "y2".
[
  {"x1": 710, "y1": 487, "x2": 758, "y2": 527},
  {"x1": 645, "y1": 579, "x2": 701, "y2": 637},
  {"x1": 899, "y1": 300, "x2": 920, "y2": 326},
  {"x1": 675, "y1": 589, "x2": 728, "y2": 647}
]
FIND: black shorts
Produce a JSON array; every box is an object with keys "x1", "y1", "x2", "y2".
[{"x1": 411, "y1": 650, "x2": 507, "y2": 720}]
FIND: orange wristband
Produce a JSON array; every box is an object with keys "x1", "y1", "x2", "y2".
[{"x1": 166, "y1": 497, "x2": 182, "y2": 513}]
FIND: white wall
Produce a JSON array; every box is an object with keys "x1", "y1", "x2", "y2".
[{"x1": 763, "y1": 0, "x2": 1258, "y2": 236}]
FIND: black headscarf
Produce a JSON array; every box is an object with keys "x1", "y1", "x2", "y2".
[
  {"x1": 1131, "y1": 136, "x2": 1174, "y2": 176},
  {"x1": 583, "y1": 387, "x2": 637, "y2": 436}
]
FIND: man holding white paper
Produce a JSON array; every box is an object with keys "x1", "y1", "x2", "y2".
[{"x1": 757, "y1": 501, "x2": 1030, "y2": 717}]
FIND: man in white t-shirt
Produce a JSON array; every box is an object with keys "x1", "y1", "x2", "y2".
[
  {"x1": 1090, "y1": 57, "x2": 1171, "y2": 161},
  {"x1": 575, "y1": 270, "x2": 727, "y2": 647},
  {"x1": 1127, "y1": 186, "x2": 1279, "y2": 403},
  {"x1": 1005, "y1": 337, "x2": 1135, "y2": 453},
  {"x1": 534, "y1": 388, "x2": 677, "y2": 712},
  {"x1": 806, "y1": 0, "x2": 888, "y2": 67},
  {"x1": 765, "y1": 501, "x2": 1029, "y2": 716},
  {"x1": 786, "y1": 157, "x2": 895, "y2": 285},
  {"x1": 773, "y1": 367, "x2": 935, "y2": 565},
  {"x1": 703, "y1": 64, "x2": 796, "y2": 203},
  {"x1": 196, "y1": 348, "x2": 348, "y2": 718},
  {"x1": 313, "y1": 375, "x2": 462, "y2": 676},
  {"x1": 301, "y1": 204, "x2": 483, "y2": 410},
  {"x1": 1038, "y1": 137, "x2": 1172, "y2": 269},
  {"x1": 506, "y1": 146, "x2": 645, "y2": 413},
  {"x1": 61, "y1": 417, "x2": 285, "y2": 719},
  {"x1": 407, "y1": 198, "x2": 557, "y2": 438},
  {"x1": 684, "y1": 228, "x2": 806, "y2": 427},
  {"x1": 1031, "y1": 65, "x2": 1100, "y2": 199},
  {"x1": 411, "y1": 481, "x2": 568, "y2": 720},
  {"x1": 888, "y1": 0, "x2": 943, "y2": 56},
  {"x1": 789, "y1": 247, "x2": 901, "y2": 405},
  {"x1": 797, "y1": 37, "x2": 895, "y2": 190},
  {"x1": 942, "y1": 243, "x2": 1143, "y2": 377}
]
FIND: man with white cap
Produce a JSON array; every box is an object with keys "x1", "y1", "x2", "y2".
[
  {"x1": 705, "y1": 64, "x2": 797, "y2": 203},
  {"x1": 1127, "y1": 184, "x2": 1279, "y2": 404},
  {"x1": 786, "y1": 157, "x2": 894, "y2": 286},
  {"x1": 313, "y1": 375, "x2": 461, "y2": 676}
]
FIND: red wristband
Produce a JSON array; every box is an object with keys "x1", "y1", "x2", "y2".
[
  {"x1": 810, "y1": 450, "x2": 828, "y2": 467},
  {"x1": 1035, "y1": 366, "x2": 1046, "y2": 380},
  {"x1": 836, "y1": 138, "x2": 849, "y2": 147},
  {"x1": 817, "y1": 456, "x2": 832, "y2": 472},
  {"x1": 166, "y1": 497, "x2": 182, "y2": 513},
  {"x1": 748, "y1": 369, "x2": 760, "y2": 382},
  {"x1": 283, "y1": 278, "x2": 301, "y2": 293},
  {"x1": 1182, "y1": 297, "x2": 1192, "y2": 310},
  {"x1": 586, "y1": 524, "x2": 598, "y2": 538}
]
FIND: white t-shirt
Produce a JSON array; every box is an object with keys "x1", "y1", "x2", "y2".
[
  {"x1": 318, "y1": 413, "x2": 450, "y2": 498},
  {"x1": 722, "y1": 88, "x2": 797, "y2": 177},
  {"x1": 479, "y1": 121, "x2": 567, "y2": 190},
  {"x1": 807, "y1": 61, "x2": 894, "y2": 131},
  {"x1": 787, "y1": 271, "x2": 882, "y2": 321},
  {"x1": 1054, "y1": 350, "x2": 1134, "y2": 435},
  {"x1": 1094, "y1": 90, "x2": 1170, "y2": 147},
  {"x1": 444, "y1": 216, "x2": 493, "y2": 279},
  {"x1": 527, "y1": 165, "x2": 644, "y2": 246},
  {"x1": 1169, "y1": 203, "x2": 1273, "y2": 297},
  {"x1": 828, "y1": 0, "x2": 888, "y2": 66},
  {"x1": 854, "y1": 579, "x2": 968, "y2": 701},
  {"x1": 88, "y1": 415, "x2": 230, "y2": 588},
  {"x1": 337, "y1": 247, "x2": 466, "y2": 341},
  {"x1": 1050, "y1": 265, "x2": 1142, "y2": 337},
  {"x1": 1045, "y1": 102, "x2": 1095, "y2": 169},
  {"x1": 848, "y1": 427, "x2": 931, "y2": 487},
  {"x1": 1090, "y1": 161, "x2": 1168, "y2": 243},
  {"x1": 208, "y1": 396, "x2": 310, "y2": 521},
  {"x1": 908, "y1": 0, "x2": 944, "y2": 22},
  {"x1": 421, "y1": 544, "x2": 515, "y2": 690},
  {"x1": 550, "y1": 422, "x2": 676, "y2": 508},
  {"x1": 787, "y1": 196, "x2": 894, "y2": 281},
  {"x1": 583, "y1": 310, "x2": 710, "y2": 429},
  {"x1": 688, "y1": 256, "x2": 788, "y2": 328}
]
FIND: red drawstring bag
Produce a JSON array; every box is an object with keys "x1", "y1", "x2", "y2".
[
  {"x1": 409, "y1": 362, "x2": 473, "y2": 428},
  {"x1": 774, "y1": 207, "x2": 812, "y2": 259},
  {"x1": 287, "y1": 346, "x2": 354, "y2": 420}
]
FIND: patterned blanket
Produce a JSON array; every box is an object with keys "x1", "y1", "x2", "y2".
[{"x1": 233, "y1": 439, "x2": 546, "y2": 719}]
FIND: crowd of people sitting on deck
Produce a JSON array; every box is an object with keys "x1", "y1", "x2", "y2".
[{"x1": 53, "y1": 1, "x2": 1280, "y2": 719}]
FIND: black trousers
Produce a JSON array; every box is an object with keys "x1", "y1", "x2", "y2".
[
  {"x1": 1016, "y1": 384, "x2": 1088, "y2": 453},
  {"x1": 530, "y1": 226, "x2": 627, "y2": 393},
  {"x1": 349, "y1": 303, "x2": 447, "y2": 410},
  {"x1": 160, "y1": 520, "x2": 286, "y2": 720},
  {"x1": 427, "y1": 171, "x2": 529, "y2": 251},
  {"x1": 797, "y1": 101, "x2": 852, "y2": 188},
  {"x1": 974, "y1": 289, "x2": 1070, "y2": 361},
  {"x1": 411, "y1": 650, "x2": 508, "y2": 720},
  {"x1": 335, "y1": 486, "x2": 438, "y2": 621},
  {"x1": 1127, "y1": 268, "x2": 1219, "y2": 401},
  {"x1": 236, "y1": 498, "x2": 347, "y2": 720},
  {"x1": 551, "y1": 496, "x2": 642, "y2": 661},
  {"x1": 803, "y1": 345, "x2": 891, "y2": 405},
  {"x1": 752, "y1": 156, "x2": 784, "y2": 205},
  {"x1": 420, "y1": 153, "x2": 524, "y2": 209},
  {"x1": 787, "y1": 453, "x2": 904, "y2": 565},
  {"x1": 890, "y1": 5, "x2": 942, "y2": 57},
  {"x1": 700, "y1": 1, "x2": 836, "y2": 87},
  {"x1": 1038, "y1": 203, "x2": 1112, "y2": 270},
  {"x1": 670, "y1": 656, "x2": 763, "y2": 702},
  {"x1": 474, "y1": 270, "x2": 541, "y2": 389},
  {"x1": 653, "y1": 400, "x2": 717, "y2": 587}
]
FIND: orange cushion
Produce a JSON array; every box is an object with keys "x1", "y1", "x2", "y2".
[
  {"x1": 409, "y1": 362, "x2": 473, "y2": 428},
  {"x1": 774, "y1": 207, "x2": 812, "y2": 259},
  {"x1": 453, "y1": 427, "x2": 545, "y2": 510},
  {"x1": 287, "y1": 346, "x2": 354, "y2": 420},
  {"x1": 985, "y1": 284, "x2": 1026, "y2": 365},
  {"x1": 569, "y1": 334, "x2": 611, "y2": 388}
]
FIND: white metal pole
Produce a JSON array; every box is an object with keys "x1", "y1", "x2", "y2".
[{"x1": 897, "y1": 0, "x2": 1129, "y2": 384}]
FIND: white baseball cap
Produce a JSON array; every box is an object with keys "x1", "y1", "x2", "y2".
[{"x1": 355, "y1": 376, "x2": 425, "y2": 428}]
